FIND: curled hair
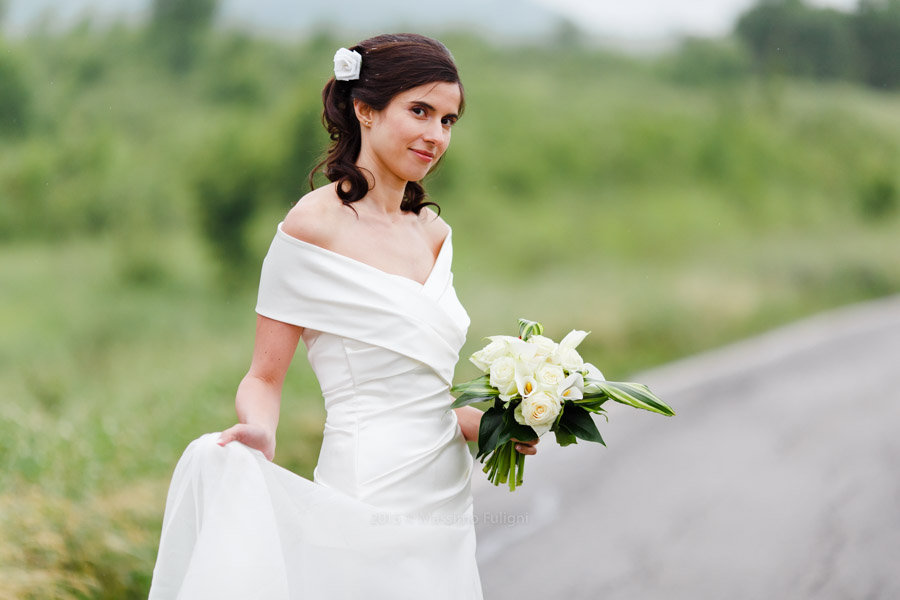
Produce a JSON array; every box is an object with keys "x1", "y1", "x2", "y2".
[{"x1": 309, "y1": 33, "x2": 465, "y2": 214}]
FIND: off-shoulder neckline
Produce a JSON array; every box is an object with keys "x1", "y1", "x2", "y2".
[{"x1": 274, "y1": 221, "x2": 451, "y2": 288}]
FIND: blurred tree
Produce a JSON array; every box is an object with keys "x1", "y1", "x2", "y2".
[
  {"x1": 551, "y1": 17, "x2": 587, "y2": 50},
  {"x1": 853, "y1": 0, "x2": 900, "y2": 88},
  {"x1": 149, "y1": 0, "x2": 219, "y2": 72},
  {"x1": 858, "y1": 171, "x2": 898, "y2": 220},
  {"x1": 203, "y1": 33, "x2": 265, "y2": 105},
  {"x1": 0, "y1": 43, "x2": 31, "y2": 136},
  {"x1": 276, "y1": 95, "x2": 325, "y2": 200},
  {"x1": 192, "y1": 122, "x2": 274, "y2": 286},
  {"x1": 662, "y1": 37, "x2": 752, "y2": 85},
  {"x1": 736, "y1": 0, "x2": 861, "y2": 81}
]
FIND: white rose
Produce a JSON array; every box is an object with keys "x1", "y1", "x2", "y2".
[
  {"x1": 555, "y1": 347, "x2": 584, "y2": 373},
  {"x1": 527, "y1": 335, "x2": 558, "y2": 358},
  {"x1": 489, "y1": 356, "x2": 518, "y2": 398},
  {"x1": 514, "y1": 391, "x2": 561, "y2": 436},
  {"x1": 333, "y1": 48, "x2": 362, "y2": 81},
  {"x1": 534, "y1": 363, "x2": 566, "y2": 390},
  {"x1": 470, "y1": 339, "x2": 509, "y2": 372}
]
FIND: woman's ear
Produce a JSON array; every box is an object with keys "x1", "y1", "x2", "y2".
[{"x1": 353, "y1": 99, "x2": 375, "y2": 128}]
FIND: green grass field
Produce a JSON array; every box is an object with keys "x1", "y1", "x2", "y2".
[{"x1": 1, "y1": 28, "x2": 899, "y2": 598}]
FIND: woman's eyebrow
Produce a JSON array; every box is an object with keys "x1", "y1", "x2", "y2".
[{"x1": 408, "y1": 100, "x2": 459, "y2": 120}]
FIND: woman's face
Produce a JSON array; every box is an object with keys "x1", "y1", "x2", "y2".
[{"x1": 358, "y1": 81, "x2": 461, "y2": 185}]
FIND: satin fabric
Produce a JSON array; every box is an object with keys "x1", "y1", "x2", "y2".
[{"x1": 148, "y1": 222, "x2": 482, "y2": 599}]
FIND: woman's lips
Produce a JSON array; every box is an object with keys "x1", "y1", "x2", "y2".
[{"x1": 410, "y1": 149, "x2": 435, "y2": 162}]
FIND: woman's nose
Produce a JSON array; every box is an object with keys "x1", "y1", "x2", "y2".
[{"x1": 422, "y1": 119, "x2": 444, "y2": 144}]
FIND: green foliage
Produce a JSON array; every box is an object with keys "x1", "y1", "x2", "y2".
[
  {"x1": 661, "y1": 37, "x2": 752, "y2": 85},
  {"x1": 736, "y1": 0, "x2": 900, "y2": 88},
  {"x1": 854, "y1": 0, "x2": 900, "y2": 88},
  {"x1": 736, "y1": 0, "x2": 862, "y2": 81},
  {"x1": 272, "y1": 90, "x2": 329, "y2": 201},
  {"x1": 149, "y1": 0, "x2": 219, "y2": 72},
  {"x1": 0, "y1": 41, "x2": 31, "y2": 135},
  {"x1": 858, "y1": 171, "x2": 898, "y2": 220},
  {"x1": 192, "y1": 120, "x2": 275, "y2": 284},
  {"x1": 558, "y1": 404, "x2": 605, "y2": 445}
]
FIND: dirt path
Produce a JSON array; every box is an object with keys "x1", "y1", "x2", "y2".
[{"x1": 474, "y1": 295, "x2": 900, "y2": 599}]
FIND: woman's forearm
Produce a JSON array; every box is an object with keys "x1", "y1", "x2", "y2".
[
  {"x1": 454, "y1": 406, "x2": 483, "y2": 442},
  {"x1": 235, "y1": 374, "x2": 282, "y2": 437}
]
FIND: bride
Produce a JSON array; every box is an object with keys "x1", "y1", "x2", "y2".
[{"x1": 148, "y1": 33, "x2": 538, "y2": 599}]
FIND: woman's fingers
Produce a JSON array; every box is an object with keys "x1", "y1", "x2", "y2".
[
  {"x1": 511, "y1": 436, "x2": 540, "y2": 455},
  {"x1": 217, "y1": 424, "x2": 248, "y2": 447},
  {"x1": 217, "y1": 424, "x2": 276, "y2": 461},
  {"x1": 216, "y1": 427, "x2": 235, "y2": 446}
]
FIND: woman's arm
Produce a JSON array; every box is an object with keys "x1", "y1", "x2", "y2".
[
  {"x1": 217, "y1": 315, "x2": 303, "y2": 461},
  {"x1": 453, "y1": 406, "x2": 483, "y2": 443}
]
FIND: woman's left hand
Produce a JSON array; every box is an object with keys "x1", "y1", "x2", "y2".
[{"x1": 511, "y1": 437, "x2": 539, "y2": 455}]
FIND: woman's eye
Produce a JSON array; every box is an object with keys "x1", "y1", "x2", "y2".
[
  {"x1": 411, "y1": 107, "x2": 426, "y2": 117},
  {"x1": 441, "y1": 117, "x2": 455, "y2": 127}
]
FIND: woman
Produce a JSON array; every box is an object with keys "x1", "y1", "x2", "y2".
[{"x1": 148, "y1": 33, "x2": 537, "y2": 600}]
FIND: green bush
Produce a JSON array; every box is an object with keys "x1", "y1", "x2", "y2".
[
  {"x1": 662, "y1": 37, "x2": 752, "y2": 85},
  {"x1": 0, "y1": 42, "x2": 32, "y2": 136}
]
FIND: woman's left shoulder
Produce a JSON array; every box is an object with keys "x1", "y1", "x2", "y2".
[{"x1": 418, "y1": 207, "x2": 451, "y2": 243}]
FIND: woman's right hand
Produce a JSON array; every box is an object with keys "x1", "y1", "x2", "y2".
[{"x1": 217, "y1": 423, "x2": 276, "y2": 462}]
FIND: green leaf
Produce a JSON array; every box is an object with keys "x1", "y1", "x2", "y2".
[
  {"x1": 450, "y1": 394, "x2": 497, "y2": 409},
  {"x1": 517, "y1": 318, "x2": 543, "y2": 341},
  {"x1": 554, "y1": 428, "x2": 578, "y2": 447},
  {"x1": 573, "y1": 397, "x2": 609, "y2": 413},
  {"x1": 588, "y1": 380, "x2": 675, "y2": 416},
  {"x1": 476, "y1": 402, "x2": 505, "y2": 460},
  {"x1": 450, "y1": 374, "x2": 500, "y2": 408},
  {"x1": 450, "y1": 374, "x2": 495, "y2": 396},
  {"x1": 559, "y1": 404, "x2": 606, "y2": 445},
  {"x1": 496, "y1": 402, "x2": 537, "y2": 446}
]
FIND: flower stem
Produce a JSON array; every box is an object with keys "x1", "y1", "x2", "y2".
[
  {"x1": 508, "y1": 442, "x2": 517, "y2": 491},
  {"x1": 516, "y1": 450, "x2": 525, "y2": 486},
  {"x1": 482, "y1": 442, "x2": 528, "y2": 490},
  {"x1": 485, "y1": 452, "x2": 497, "y2": 481}
]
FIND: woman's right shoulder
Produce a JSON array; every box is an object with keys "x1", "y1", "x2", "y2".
[{"x1": 282, "y1": 184, "x2": 343, "y2": 247}]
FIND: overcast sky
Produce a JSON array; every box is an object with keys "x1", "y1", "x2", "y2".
[
  {"x1": 531, "y1": 0, "x2": 860, "y2": 39},
  {"x1": 5, "y1": 0, "x2": 863, "y2": 41}
]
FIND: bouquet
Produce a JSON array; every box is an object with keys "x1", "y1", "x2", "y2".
[{"x1": 451, "y1": 319, "x2": 675, "y2": 491}]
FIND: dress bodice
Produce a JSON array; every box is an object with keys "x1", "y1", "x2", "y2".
[{"x1": 255, "y1": 222, "x2": 473, "y2": 516}]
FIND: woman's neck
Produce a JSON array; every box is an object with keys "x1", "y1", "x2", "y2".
[
  {"x1": 361, "y1": 185, "x2": 407, "y2": 217},
  {"x1": 354, "y1": 151, "x2": 408, "y2": 216}
]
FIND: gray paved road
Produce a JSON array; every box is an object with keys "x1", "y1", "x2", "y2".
[{"x1": 473, "y1": 295, "x2": 900, "y2": 599}]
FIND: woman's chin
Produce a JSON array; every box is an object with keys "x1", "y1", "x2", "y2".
[{"x1": 397, "y1": 167, "x2": 431, "y2": 183}]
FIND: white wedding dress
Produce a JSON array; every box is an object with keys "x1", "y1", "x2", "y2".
[{"x1": 148, "y1": 222, "x2": 482, "y2": 599}]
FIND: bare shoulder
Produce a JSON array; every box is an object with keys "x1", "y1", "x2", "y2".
[
  {"x1": 282, "y1": 184, "x2": 345, "y2": 247},
  {"x1": 418, "y1": 206, "x2": 451, "y2": 247}
]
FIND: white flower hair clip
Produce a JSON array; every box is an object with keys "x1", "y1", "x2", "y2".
[{"x1": 333, "y1": 48, "x2": 362, "y2": 81}]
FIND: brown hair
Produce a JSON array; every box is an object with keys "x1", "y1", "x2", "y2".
[{"x1": 308, "y1": 33, "x2": 465, "y2": 214}]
